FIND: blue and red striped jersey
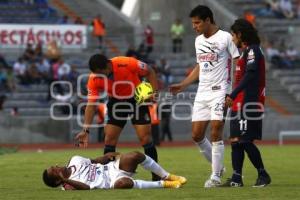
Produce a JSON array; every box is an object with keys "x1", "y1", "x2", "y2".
[{"x1": 230, "y1": 45, "x2": 265, "y2": 112}]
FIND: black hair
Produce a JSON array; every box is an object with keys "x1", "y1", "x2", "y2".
[
  {"x1": 88, "y1": 54, "x2": 109, "y2": 73},
  {"x1": 42, "y1": 169, "x2": 61, "y2": 188},
  {"x1": 189, "y1": 5, "x2": 215, "y2": 24},
  {"x1": 231, "y1": 19, "x2": 260, "y2": 45}
]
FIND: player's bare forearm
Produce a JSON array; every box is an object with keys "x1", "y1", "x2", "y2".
[
  {"x1": 91, "y1": 152, "x2": 120, "y2": 164},
  {"x1": 181, "y1": 64, "x2": 199, "y2": 87},
  {"x1": 62, "y1": 179, "x2": 90, "y2": 190},
  {"x1": 146, "y1": 67, "x2": 158, "y2": 91},
  {"x1": 83, "y1": 103, "x2": 96, "y2": 129}
]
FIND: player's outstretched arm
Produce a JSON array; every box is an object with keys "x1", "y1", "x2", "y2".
[
  {"x1": 169, "y1": 64, "x2": 199, "y2": 94},
  {"x1": 55, "y1": 171, "x2": 90, "y2": 190},
  {"x1": 91, "y1": 152, "x2": 121, "y2": 164},
  {"x1": 62, "y1": 179, "x2": 90, "y2": 190},
  {"x1": 74, "y1": 103, "x2": 96, "y2": 148}
]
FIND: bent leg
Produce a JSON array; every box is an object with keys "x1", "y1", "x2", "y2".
[
  {"x1": 134, "y1": 124, "x2": 159, "y2": 181},
  {"x1": 119, "y1": 151, "x2": 168, "y2": 179}
]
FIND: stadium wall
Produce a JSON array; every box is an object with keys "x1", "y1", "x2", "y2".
[{"x1": 1, "y1": 112, "x2": 300, "y2": 144}]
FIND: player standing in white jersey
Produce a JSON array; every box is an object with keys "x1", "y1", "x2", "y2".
[
  {"x1": 170, "y1": 5, "x2": 239, "y2": 187},
  {"x1": 42, "y1": 151, "x2": 187, "y2": 190}
]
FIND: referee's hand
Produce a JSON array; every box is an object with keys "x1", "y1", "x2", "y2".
[{"x1": 74, "y1": 131, "x2": 89, "y2": 148}]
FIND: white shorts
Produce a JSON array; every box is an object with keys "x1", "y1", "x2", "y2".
[
  {"x1": 192, "y1": 91, "x2": 226, "y2": 121},
  {"x1": 107, "y1": 156, "x2": 134, "y2": 189}
]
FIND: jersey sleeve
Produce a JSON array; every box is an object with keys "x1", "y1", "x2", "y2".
[
  {"x1": 128, "y1": 57, "x2": 149, "y2": 76},
  {"x1": 245, "y1": 47, "x2": 261, "y2": 72},
  {"x1": 68, "y1": 156, "x2": 92, "y2": 167},
  {"x1": 87, "y1": 74, "x2": 105, "y2": 102},
  {"x1": 227, "y1": 34, "x2": 240, "y2": 59}
]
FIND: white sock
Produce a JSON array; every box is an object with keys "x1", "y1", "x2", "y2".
[
  {"x1": 133, "y1": 180, "x2": 163, "y2": 189},
  {"x1": 140, "y1": 155, "x2": 169, "y2": 179},
  {"x1": 211, "y1": 140, "x2": 225, "y2": 179},
  {"x1": 196, "y1": 137, "x2": 212, "y2": 163}
]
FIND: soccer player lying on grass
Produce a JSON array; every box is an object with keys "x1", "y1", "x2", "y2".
[{"x1": 42, "y1": 151, "x2": 187, "y2": 190}]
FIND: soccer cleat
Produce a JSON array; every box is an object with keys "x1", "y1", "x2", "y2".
[
  {"x1": 166, "y1": 174, "x2": 187, "y2": 185},
  {"x1": 204, "y1": 178, "x2": 221, "y2": 188},
  {"x1": 253, "y1": 174, "x2": 271, "y2": 187},
  {"x1": 162, "y1": 180, "x2": 181, "y2": 188},
  {"x1": 221, "y1": 178, "x2": 244, "y2": 187}
]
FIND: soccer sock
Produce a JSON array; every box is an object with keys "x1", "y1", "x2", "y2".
[
  {"x1": 103, "y1": 145, "x2": 116, "y2": 154},
  {"x1": 133, "y1": 180, "x2": 163, "y2": 189},
  {"x1": 211, "y1": 140, "x2": 225, "y2": 179},
  {"x1": 242, "y1": 142, "x2": 266, "y2": 176},
  {"x1": 143, "y1": 142, "x2": 158, "y2": 162},
  {"x1": 195, "y1": 137, "x2": 212, "y2": 163},
  {"x1": 140, "y1": 155, "x2": 168, "y2": 179},
  {"x1": 231, "y1": 142, "x2": 245, "y2": 182},
  {"x1": 143, "y1": 142, "x2": 160, "y2": 180}
]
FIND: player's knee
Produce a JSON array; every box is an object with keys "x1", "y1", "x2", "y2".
[
  {"x1": 210, "y1": 126, "x2": 223, "y2": 141},
  {"x1": 191, "y1": 130, "x2": 205, "y2": 142},
  {"x1": 130, "y1": 151, "x2": 145, "y2": 163},
  {"x1": 114, "y1": 177, "x2": 134, "y2": 189}
]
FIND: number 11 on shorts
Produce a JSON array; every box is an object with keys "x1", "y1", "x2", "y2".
[{"x1": 239, "y1": 120, "x2": 247, "y2": 131}]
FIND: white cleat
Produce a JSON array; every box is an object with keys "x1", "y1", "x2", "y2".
[{"x1": 204, "y1": 178, "x2": 221, "y2": 188}]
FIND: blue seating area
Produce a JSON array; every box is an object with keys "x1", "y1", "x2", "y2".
[{"x1": 0, "y1": 0, "x2": 59, "y2": 24}]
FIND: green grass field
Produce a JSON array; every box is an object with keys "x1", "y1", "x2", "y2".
[{"x1": 1, "y1": 145, "x2": 300, "y2": 200}]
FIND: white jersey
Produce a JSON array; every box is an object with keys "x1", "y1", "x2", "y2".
[
  {"x1": 66, "y1": 156, "x2": 111, "y2": 189},
  {"x1": 195, "y1": 30, "x2": 239, "y2": 97}
]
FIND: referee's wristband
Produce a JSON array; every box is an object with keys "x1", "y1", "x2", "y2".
[{"x1": 83, "y1": 128, "x2": 90, "y2": 134}]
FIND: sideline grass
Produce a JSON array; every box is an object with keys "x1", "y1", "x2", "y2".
[{"x1": 0, "y1": 146, "x2": 299, "y2": 200}]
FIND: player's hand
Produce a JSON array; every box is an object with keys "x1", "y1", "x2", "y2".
[
  {"x1": 169, "y1": 83, "x2": 185, "y2": 94},
  {"x1": 225, "y1": 96, "x2": 233, "y2": 107},
  {"x1": 145, "y1": 90, "x2": 158, "y2": 103},
  {"x1": 74, "y1": 131, "x2": 89, "y2": 148}
]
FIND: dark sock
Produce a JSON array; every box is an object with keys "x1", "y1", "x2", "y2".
[
  {"x1": 143, "y1": 142, "x2": 159, "y2": 180},
  {"x1": 143, "y1": 142, "x2": 158, "y2": 161},
  {"x1": 231, "y1": 142, "x2": 245, "y2": 182},
  {"x1": 242, "y1": 142, "x2": 265, "y2": 176},
  {"x1": 104, "y1": 145, "x2": 116, "y2": 154}
]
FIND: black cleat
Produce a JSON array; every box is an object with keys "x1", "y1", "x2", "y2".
[
  {"x1": 253, "y1": 174, "x2": 271, "y2": 187},
  {"x1": 221, "y1": 178, "x2": 244, "y2": 187}
]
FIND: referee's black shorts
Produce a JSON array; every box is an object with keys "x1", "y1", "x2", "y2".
[
  {"x1": 106, "y1": 97, "x2": 151, "y2": 128},
  {"x1": 230, "y1": 110, "x2": 264, "y2": 141}
]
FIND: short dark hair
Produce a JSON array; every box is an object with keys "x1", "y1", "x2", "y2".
[
  {"x1": 231, "y1": 19, "x2": 260, "y2": 45},
  {"x1": 189, "y1": 5, "x2": 215, "y2": 24},
  {"x1": 42, "y1": 169, "x2": 61, "y2": 188},
  {"x1": 88, "y1": 54, "x2": 109, "y2": 73}
]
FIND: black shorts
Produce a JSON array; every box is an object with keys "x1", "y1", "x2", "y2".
[
  {"x1": 230, "y1": 111, "x2": 263, "y2": 141},
  {"x1": 106, "y1": 97, "x2": 151, "y2": 128}
]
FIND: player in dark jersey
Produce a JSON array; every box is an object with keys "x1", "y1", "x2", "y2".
[
  {"x1": 223, "y1": 19, "x2": 271, "y2": 187},
  {"x1": 74, "y1": 54, "x2": 160, "y2": 181}
]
